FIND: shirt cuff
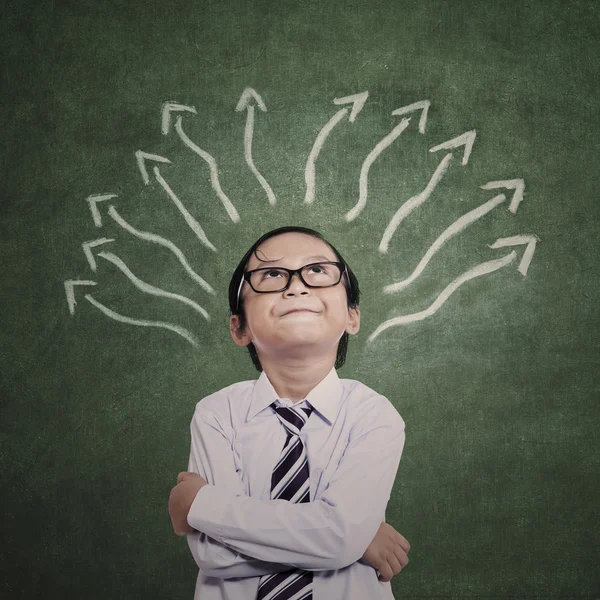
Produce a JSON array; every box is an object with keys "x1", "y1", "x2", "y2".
[{"x1": 187, "y1": 484, "x2": 228, "y2": 541}]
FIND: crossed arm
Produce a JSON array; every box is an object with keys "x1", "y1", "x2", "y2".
[{"x1": 173, "y1": 399, "x2": 407, "y2": 580}]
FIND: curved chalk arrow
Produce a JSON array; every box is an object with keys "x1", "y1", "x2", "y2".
[
  {"x1": 174, "y1": 116, "x2": 240, "y2": 223},
  {"x1": 236, "y1": 87, "x2": 276, "y2": 206},
  {"x1": 304, "y1": 91, "x2": 369, "y2": 206},
  {"x1": 378, "y1": 130, "x2": 477, "y2": 253},
  {"x1": 85, "y1": 194, "x2": 215, "y2": 295},
  {"x1": 65, "y1": 279, "x2": 198, "y2": 346},
  {"x1": 135, "y1": 151, "x2": 217, "y2": 252},
  {"x1": 96, "y1": 251, "x2": 210, "y2": 321},
  {"x1": 368, "y1": 234, "x2": 539, "y2": 342},
  {"x1": 383, "y1": 181, "x2": 526, "y2": 294},
  {"x1": 344, "y1": 100, "x2": 430, "y2": 223},
  {"x1": 85, "y1": 294, "x2": 198, "y2": 347}
]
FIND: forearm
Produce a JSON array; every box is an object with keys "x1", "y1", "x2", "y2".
[
  {"x1": 187, "y1": 485, "x2": 383, "y2": 571},
  {"x1": 186, "y1": 530, "x2": 294, "y2": 579}
]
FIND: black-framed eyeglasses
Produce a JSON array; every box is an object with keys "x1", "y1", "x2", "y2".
[{"x1": 235, "y1": 261, "x2": 348, "y2": 312}]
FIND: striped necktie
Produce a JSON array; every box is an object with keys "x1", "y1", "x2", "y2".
[{"x1": 257, "y1": 401, "x2": 314, "y2": 600}]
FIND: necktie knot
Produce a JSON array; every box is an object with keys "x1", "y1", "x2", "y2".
[{"x1": 271, "y1": 402, "x2": 313, "y2": 436}]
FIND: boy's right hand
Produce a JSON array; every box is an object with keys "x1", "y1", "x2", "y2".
[{"x1": 362, "y1": 522, "x2": 410, "y2": 582}]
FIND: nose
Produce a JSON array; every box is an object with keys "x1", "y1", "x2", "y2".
[{"x1": 284, "y1": 272, "x2": 310, "y2": 296}]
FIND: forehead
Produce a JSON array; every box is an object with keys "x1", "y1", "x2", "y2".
[{"x1": 246, "y1": 232, "x2": 337, "y2": 270}]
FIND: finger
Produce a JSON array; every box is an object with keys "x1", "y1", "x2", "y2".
[
  {"x1": 395, "y1": 532, "x2": 411, "y2": 553},
  {"x1": 394, "y1": 545, "x2": 409, "y2": 568},
  {"x1": 387, "y1": 553, "x2": 403, "y2": 575},
  {"x1": 377, "y1": 562, "x2": 394, "y2": 583}
]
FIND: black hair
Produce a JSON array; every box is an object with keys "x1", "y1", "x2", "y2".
[{"x1": 228, "y1": 226, "x2": 360, "y2": 371}]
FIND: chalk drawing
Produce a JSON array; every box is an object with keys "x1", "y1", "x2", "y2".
[
  {"x1": 345, "y1": 101, "x2": 430, "y2": 222},
  {"x1": 368, "y1": 234, "x2": 538, "y2": 342},
  {"x1": 66, "y1": 92, "x2": 538, "y2": 348},
  {"x1": 85, "y1": 194, "x2": 214, "y2": 294},
  {"x1": 382, "y1": 179, "x2": 526, "y2": 294},
  {"x1": 379, "y1": 130, "x2": 476, "y2": 252},
  {"x1": 304, "y1": 92, "x2": 368, "y2": 206},
  {"x1": 236, "y1": 88, "x2": 276, "y2": 206},
  {"x1": 174, "y1": 116, "x2": 240, "y2": 223}
]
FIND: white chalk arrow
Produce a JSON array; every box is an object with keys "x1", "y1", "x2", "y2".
[
  {"x1": 87, "y1": 194, "x2": 118, "y2": 227},
  {"x1": 487, "y1": 234, "x2": 539, "y2": 276},
  {"x1": 378, "y1": 130, "x2": 477, "y2": 253},
  {"x1": 304, "y1": 91, "x2": 369, "y2": 206},
  {"x1": 480, "y1": 179, "x2": 525, "y2": 214},
  {"x1": 161, "y1": 102, "x2": 197, "y2": 135},
  {"x1": 235, "y1": 87, "x2": 276, "y2": 206},
  {"x1": 64, "y1": 280, "x2": 97, "y2": 315},
  {"x1": 94, "y1": 250, "x2": 210, "y2": 321},
  {"x1": 152, "y1": 165, "x2": 217, "y2": 252},
  {"x1": 83, "y1": 294, "x2": 198, "y2": 347},
  {"x1": 84, "y1": 195, "x2": 215, "y2": 294},
  {"x1": 174, "y1": 116, "x2": 240, "y2": 223},
  {"x1": 136, "y1": 150, "x2": 171, "y2": 185},
  {"x1": 430, "y1": 130, "x2": 476, "y2": 166},
  {"x1": 368, "y1": 235, "x2": 539, "y2": 342},
  {"x1": 383, "y1": 181, "x2": 527, "y2": 293},
  {"x1": 82, "y1": 238, "x2": 114, "y2": 272},
  {"x1": 345, "y1": 100, "x2": 430, "y2": 222}
]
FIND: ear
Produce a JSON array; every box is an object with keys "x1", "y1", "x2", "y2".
[
  {"x1": 345, "y1": 306, "x2": 360, "y2": 335},
  {"x1": 230, "y1": 315, "x2": 251, "y2": 347}
]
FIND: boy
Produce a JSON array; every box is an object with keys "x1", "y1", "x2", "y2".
[{"x1": 169, "y1": 226, "x2": 410, "y2": 599}]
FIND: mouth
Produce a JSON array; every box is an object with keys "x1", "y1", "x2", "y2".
[{"x1": 282, "y1": 309, "x2": 319, "y2": 316}]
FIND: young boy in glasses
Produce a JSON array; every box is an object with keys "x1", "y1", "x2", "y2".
[{"x1": 169, "y1": 226, "x2": 410, "y2": 599}]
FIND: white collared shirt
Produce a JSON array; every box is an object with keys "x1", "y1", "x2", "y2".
[{"x1": 185, "y1": 366, "x2": 406, "y2": 600}]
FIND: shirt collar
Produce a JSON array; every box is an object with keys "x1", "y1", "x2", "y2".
[{"x1": 246, "y1": 365, "x2": 343, "y2": 425}]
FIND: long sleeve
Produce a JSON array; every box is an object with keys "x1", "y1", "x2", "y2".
[
  {"x1": 185, "y1": 409, "x2": 294, "y2": 579},
  {"x1": 187, "y1": 397, "x2": 406, "y2": 572}
]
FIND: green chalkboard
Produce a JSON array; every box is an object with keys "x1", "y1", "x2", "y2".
[{"x1": 2, "y1": 0, "x2": 599, "y2": 597}]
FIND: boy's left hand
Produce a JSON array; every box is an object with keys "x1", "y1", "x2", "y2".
[{"x1": 168, "y1": 472, "x2": 209, "y2": 536}]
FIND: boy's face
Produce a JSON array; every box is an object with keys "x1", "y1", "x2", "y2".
[{"x1": 230, "y1": 232, "x2": 360, "y2": 362}]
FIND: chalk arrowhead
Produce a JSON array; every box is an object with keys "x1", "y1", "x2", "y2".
[
  {"x1": 82, "y1": 238, "x2": 115, "y2": 272},
  {"x1": 333, "y1": 91, "x2": 369, "y2": 122},
  {"x1": 481, "y1": 179, "x2": 525, "y2": 214},
  {"x1": 488, "y1": 234, "x2": 539, "y2": 276},
  {"x1": 430, "y1": 130, "x2": 477, "y2": 166},
  {"x1": 392, "y1": 100, "x2": 431, "y2": 134},
  {"x1": 135, "y1": 150, "x2": 171, "y2": 185},
  {"x1": 64, "y1": 280, "x2": 97, "y2": 315},
  {"x1": 86, "y1": 194, "x2": 118, "y2": 227},
  {"x1": 235, "y1": 88, "x2": 267, "y2": 112},
  {"x1": 161, "y1": 102, "x2": 197, "y2": 135}
]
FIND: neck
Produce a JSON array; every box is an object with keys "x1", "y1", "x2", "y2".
[{"x1": 260, "y1": 352, "x2": 336, "y2": 404}]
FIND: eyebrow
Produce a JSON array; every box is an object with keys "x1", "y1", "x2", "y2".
[{"x1": 255, "y1": 254, "x2": 334, "y2": 266}]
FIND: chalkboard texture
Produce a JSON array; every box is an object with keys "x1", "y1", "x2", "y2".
[{"x1": 1, "y1": 0, "x2": 599, "y2": 598}]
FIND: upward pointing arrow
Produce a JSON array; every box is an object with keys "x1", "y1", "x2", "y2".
[
  {"x1": 345, "y1": 99, "x2": 430, "y2": 222},
  {"x1": 235, "y1": 87, "x2": 276, "y2": 206},
  {"x1": 304, "y1": 91, "x2": 369, "y2": 205}
]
